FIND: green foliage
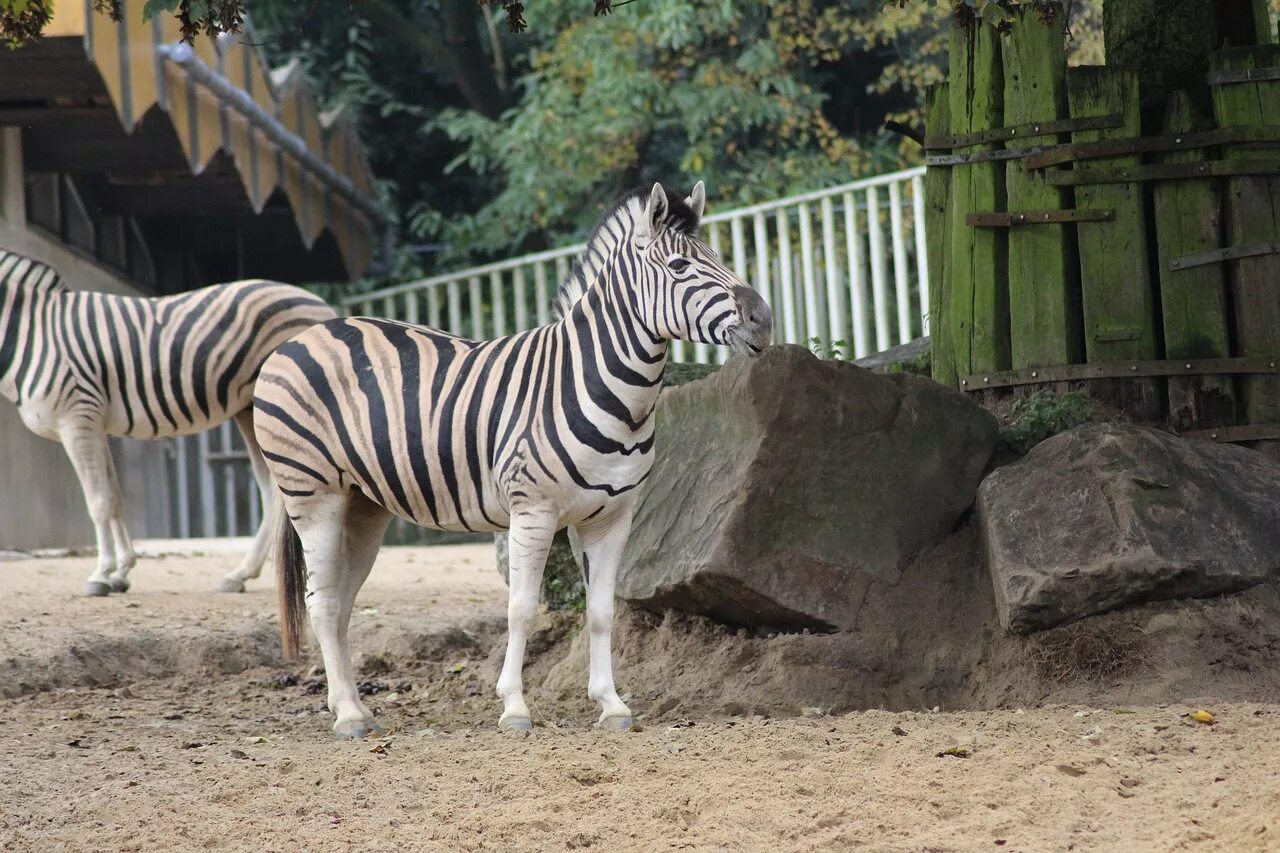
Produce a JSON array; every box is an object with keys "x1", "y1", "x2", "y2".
[
  {"x1": 1001, "y1": 389, "x2": 1097, "y2": 454},
  {"x1": 808, "y1": 337, "x2": 854, "y2": 360}
]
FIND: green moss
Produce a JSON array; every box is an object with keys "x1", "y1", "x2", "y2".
[
  {"x1": 1000, "y1": 389, "x2": 1099, "y2": 455},
  {"x1": 662, "y1": 362, "x2": 721, "y2": 388}
]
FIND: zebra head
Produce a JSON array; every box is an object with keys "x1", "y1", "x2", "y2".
[{"x1": 634, "y1": 182, "x2": 772, "y2": 358}]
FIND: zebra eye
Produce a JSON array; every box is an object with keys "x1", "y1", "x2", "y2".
[{"x1": 668, "y1": 258, "x2": 690, "y2": 274}]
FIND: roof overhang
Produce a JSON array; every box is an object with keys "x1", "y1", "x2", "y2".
[{"x1": 0, "y1": 0, "x2": 386, "y2": 282}]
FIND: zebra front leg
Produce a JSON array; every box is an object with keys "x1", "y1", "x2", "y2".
[
  {"x1": 578, "y1": 508, "x2": 636, "y2": 730},
  {"x1": 60, "y1": 426, "x2": 121, "y2": 597},
  {"x1": 495, "y1": 507, "x2": 557, "y2": 732},
  {"x1": 219, "y1": 410, "x2": 276, "y2": 593},
  {"x1": 105, "y1": 450, "x2": 137, "y2": 593}
]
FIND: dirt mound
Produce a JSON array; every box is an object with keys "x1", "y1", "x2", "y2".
[{"x1": 517, "y1": 523, "x2": 1280, "y2": 719}]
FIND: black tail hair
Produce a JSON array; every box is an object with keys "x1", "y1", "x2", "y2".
[{"x1": 277, "y1": 512, "x2": 307, "y2": 660}]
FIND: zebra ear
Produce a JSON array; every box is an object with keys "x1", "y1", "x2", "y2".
[
  {"x1": 684, "y1": 181, "x2": 706, "y2": 223},
  {"x1": 637, "y1": 182, "x2": 668, "y2": 242}
]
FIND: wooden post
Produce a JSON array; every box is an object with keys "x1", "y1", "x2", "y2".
[
  {"x1": 1067, "y1": 67, "x2": 1160, "y2": 419},
  {"x1": 1211, "y1": 46, "x2": 1280, "y2": 440},
  {"x1": 925, "y1": 83, "x2": 955, "y2": 387},
  {"x1": 1152, "y1": 91, "x2": 1235, "y2": 431},
  {"x1": 1003, "y1": 4, "x2": 1078, "y2": 370},
  {"x1": 948, "y1": 19, "x2": 1008, "y2": 380}
]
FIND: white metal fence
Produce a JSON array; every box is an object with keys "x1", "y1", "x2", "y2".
[
  {"x1": 165, "y1": 166, "x2": 930, "y2": 538},
  {"x1": 342, "y1": 167, "x2": 930, "y2": 361}
]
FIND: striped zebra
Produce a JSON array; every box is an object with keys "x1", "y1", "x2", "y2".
[
  {"x1": 0, "y1": 250, "x2": 337, "y2": 596},
  {"x1": 255, "y1": 182, "x2": 773, "y2": 737}
]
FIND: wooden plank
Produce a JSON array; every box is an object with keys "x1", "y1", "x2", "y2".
[
  {"x1": 1067, "y1": 66, "x2": 1160, "y2": 419},
  {"x1": 1211, "y1": 46, "x2": 1280, "y2": 435},
  {"x1": 1152, "y1": 90, "x2": 1235, "y2": 431},
  {"x1": 948, "y1": 20, "x2": 1008, "y2": 379},
  {"x1": 924, "y1": 84, "x2": 955, "y2": 387},
  {"x1": 1003, "y1": 4, "x2": 1076, "y2": 370}
]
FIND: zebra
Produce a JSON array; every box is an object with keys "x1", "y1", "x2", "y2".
[
  {"x1": 255, "y1": 182, "x2": 773, "y2": 737},
  {"x1": 0, "y1": 249, "x2": 337, "y2": 596}
]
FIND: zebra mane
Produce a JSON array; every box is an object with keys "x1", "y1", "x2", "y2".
[{"x1": 554, "y1": 184, "x2": 701, "y2": 318}]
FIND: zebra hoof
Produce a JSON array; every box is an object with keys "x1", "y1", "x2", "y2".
[
  {"x1": 108, "y1": 576, "x2": 130, "y2": 593},
  {"x1": 498, "y1": 714, "x2": 533, "y2": 733},
  {"x1": 596, "y1": 714, "x2": 634, "y2": 732},
  {"x1": 333, "y1": 718, "x2": 384, "y2": 740},
  {"x1": 217, "y1": 578, "x2": 246, "y2": 594},
  {"x1": 84, "y1": 581, "x2": 112, "y2": 597}
]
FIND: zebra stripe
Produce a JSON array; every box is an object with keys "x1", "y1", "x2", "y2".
[
  {"x1": 0, "y1": 248, "x2": 338, "y2": 596},
  {"x1": 255, "y1": 182, "x2": 774, "y2": 737},
  {"x1": 0, "y1": 251, "x2": 335, "y2": 439}
]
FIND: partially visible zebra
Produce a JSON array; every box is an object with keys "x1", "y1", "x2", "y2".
[
  {"x1": 255, "y1": 182, "x2": 772, "y2": 737},
  {"x1": 0, "y1": 250, "x2": 337, "y2": 595}
]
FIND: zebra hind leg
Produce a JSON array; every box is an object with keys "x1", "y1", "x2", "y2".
[
  {"x1": 219, "y1": 409, "x2": 277, "y2": 593},
  {"x1": 578, "y1": 509, "x2": 636, "y2": 731},
  {"x1": 293, "y1": 489, "x2": 391, "y2": 739},
  {"x1": 105, "y1": 450, "x2": 136, "y2": 593},
  {"x1": 495, "y1": 508, "x2": 558, "y2": 732},
  {"x1": 60, "y1": 426, "x2": 121, "y2": 597}
]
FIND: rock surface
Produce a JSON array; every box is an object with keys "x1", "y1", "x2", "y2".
[
  {"x1": 616, "y1": 344, "x2": 999, "y2": 631},
  {"x1": 979, "y1": 423, "x2": 1280, "y2": 633}
]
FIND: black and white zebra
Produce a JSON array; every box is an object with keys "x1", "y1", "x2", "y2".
[
  {"x1": 255, "y1": 182, "x2": 772, "y2": 737},
  {"x1": 0, "y1": 250, "x2": 337, "y2": 595}
]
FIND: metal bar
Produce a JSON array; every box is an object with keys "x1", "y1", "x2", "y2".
[
  {"x1": 468, "y1": 276, "x2": 484, "y2": 339},
  {"x1": 752, "y1": 211, "x2": 772, "y2": 307},
  {"x1": 924, "y1": 113, "x2": 1123, "y2": 149},
  {"x1": 844, "y1": 191, "x2": 869, "y2": 358},
  {"x1": 404, "y1": 289, "x2": 419, "y2": 325},
  {"x1": 967, "y1": 209, "x2": 1115, "y2": 227},
  {"x1": 1026, "y1": 125, "x2": 1280, "y2": 169},
  {"x1": 427, "y1": 283, "x2": 442, "y2": 328},
  {"x1": 174, "y1": 436, "x2": 190, "y2": 539},
  {"x1": 1184, "y1": 424, "x2": 1280, "y2": 442},
  {"x1": 447, "y1": 280, "x2": 463, "y2": 336},
  {"x1": 866, "y1": 186, "x2": 892, "y2": 352},
  {"x1": 1047, "y1": 160, "x2": 1280, "y2": 186},
  {"x1": 341, "y1": 167, "x2": 928, "y2": 306},
  {"x1": 926, "y1": 145, "x2": 1062, "y2": 166},
  {"x1": 221, "y1": 421, "x2": 236, "y2": 537},
  {"x1": 535, "y1": 263, "x2": 550, "y2": 326},
  {"x1": 382, "y1": 296, "x2": 395, "y2": 319},
  {"x1": 798, "y1": 202, "x2": 822, "y2": 346},
  {"x1": 490, "y1": 271, "x2": 507, "y2": 337},
  {"x1": 960, "y1": 357, "x2": 1280, "y2": 390},
  {"x1": 1208, "y1": 66, "x2": 1280, "y2": 84},
  {"x1": 820, "y1": 196, "x2": 846, "y2": 347},
  {"x1": 197, "y1": 429, "x2": 215, "y2": 538},
  {"x1": 776, "y1": 208, "x2": 798, "y2": 345},
  {"x1": 156, "y1": 43, "x2": 386, "y2": 226},
  {"x1": 911, "y1": 174, "x2": 930, "y2": 336},
  {"x1": 889, "y1": 180, "x2": 912, "y2": 344},
  {"x1": 513, "y1": 267, "x2": 529, "y2": 332},
  {"x1": 1169, "y1": 242, "x2": 1280, "y2": 271}
]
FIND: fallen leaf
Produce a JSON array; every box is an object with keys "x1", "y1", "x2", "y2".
[
  {"x1": 663, "y1": 740, "x2": 687, "y2": 755},
  {"x1": 891, "y1": 725, "x2": 909, "y2": 737},
  {"x1": 1055, "y1": 764, "x2": 1086, "y2": 777},
  {"x1": 1189, "y1": 710, "x2": 1215, "y2": 725},
  {"x1": 936, "y1": 746, "x2": 970, "y2": 759},
  {"x1": 369, "y1": 742, "x2": 388, "y2": 755},
  {"x1": 67, "y1": 739, "x2": 89, "y2": 749},
  {"x1": 800, "y1": 707, "x2": 826, "y2": 717},
  {"x1": 229, "y1": 749, "x2": 249, "y2": 760},
  {"x1": 246, "y1": 736, "x2": 267, "y2": 744}
]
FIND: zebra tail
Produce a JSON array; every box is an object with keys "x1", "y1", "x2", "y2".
[{"x1": 275, "y1": 506, "x2": 307, "y2": 660}]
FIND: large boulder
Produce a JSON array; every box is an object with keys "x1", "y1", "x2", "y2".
[
  {"x1": 616, "y1": 344, "x2": 998, "y2": 631},
  {"x1": 979, "y1": 423, "x2": 1280, "y2": 633}
]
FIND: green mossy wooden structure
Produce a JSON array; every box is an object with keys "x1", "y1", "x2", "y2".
[{"x1": 928, "y1": 5, "x2": 1280, "y2": 444}]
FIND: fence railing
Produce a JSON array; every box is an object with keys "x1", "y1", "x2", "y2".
[{"x1": 342, "y1": 167, "x2": 929, "y2": 362}]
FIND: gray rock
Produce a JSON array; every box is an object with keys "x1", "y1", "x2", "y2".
[
  {"x1": 979, "y1": 423, "x2": 1280, "y2": 633},
  {"x1": 616, "y1": 344, "x2": 999, "y2": 631}
]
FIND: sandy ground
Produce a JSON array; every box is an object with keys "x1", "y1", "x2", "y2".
[{"x1": 2, "y1": 545, "x2": 1280, "y2": 852}]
